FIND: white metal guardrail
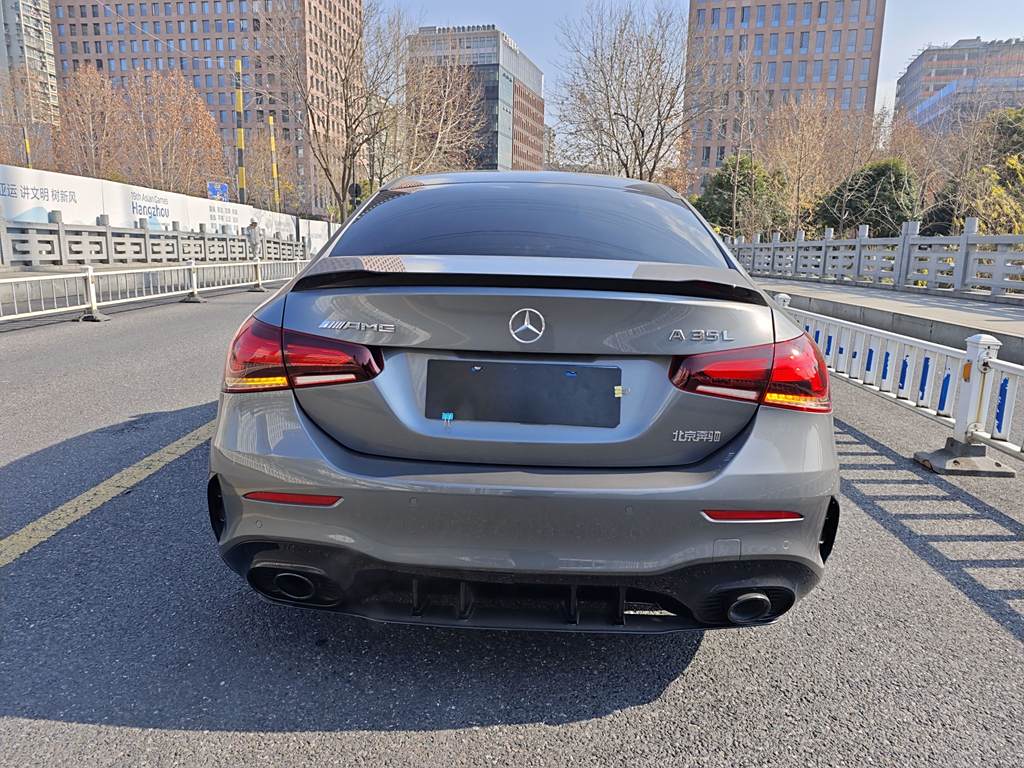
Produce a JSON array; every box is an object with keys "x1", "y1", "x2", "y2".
[
  {"x1": 0, "y1": 259, "x2": 308, "y2": 322},
  {"x1": 777, "y1": 294, "x2": 1024, "y2": 474}
]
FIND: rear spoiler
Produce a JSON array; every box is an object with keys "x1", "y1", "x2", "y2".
[{"x1": 293, "y1": 262, "x2": 766, "y2": 307}]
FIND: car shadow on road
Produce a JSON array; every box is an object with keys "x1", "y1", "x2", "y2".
[
  {"x1": 0, "y1": 402, "x2": 217, "y2": 539},
  {"x1": 1, "y1": 417, "x2": 704, "y2": 733}
]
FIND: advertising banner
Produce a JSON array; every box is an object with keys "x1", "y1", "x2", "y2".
[
  {"x1": 0, "y1": 165, "x2": 104, "y2": 225},
  {"x1": 0, "y1": 164, "x2": 302, "y2": 238}
]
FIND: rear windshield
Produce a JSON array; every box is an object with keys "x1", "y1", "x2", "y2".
[{"x1": 330, "y1": 181, "x2": 728, "y2": 267}]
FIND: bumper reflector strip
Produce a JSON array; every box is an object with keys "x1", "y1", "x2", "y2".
[
  {"x1": 244, "y1": 491, "x2": 342, "y2": 506},
  {"x1": 703, "y1": 509, "x2": 803, "y2": 522}
]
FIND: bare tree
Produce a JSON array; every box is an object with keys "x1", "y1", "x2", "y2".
[
  {"x1": 757, "y1": 95, "x2": 880, "y2": 234},
  {"x1": 54, "y1": 66, "x2": 123, "y2": 180},
  {"x1": 398, "y1": 46, "x2": 486, "y2": 175},
  {"x1": 555, "y1": 0, "x2": 711, "y2": 180},
  {"x1": 242, "y1": 125, "x2": 300, "y2": 213},
  {"x1": 262, "y1": 0, "x2": 398, "y2": 217},
  {"x1": 366, "y1": 22, "x2": 486, "y2": 190},
  {"x1": 120, "y1": 71, "x2": 225, "y2": 195}
]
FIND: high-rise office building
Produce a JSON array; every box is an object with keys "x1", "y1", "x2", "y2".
[
  {"x1": 1, "y1": 0, "x2": 59, "y2": 123},
  {"x1": 48, "y1": 0, "x2": 363, "y2": 214},
  {"x1": 686, "y1": 0, "x2": 886, "y2": 192},
  {"x1": 410, "y1": 25, "x2": 545, "y2": 171},
  {"x1": 895, "y1": 37, "x2": 1024, "y2": 130}
]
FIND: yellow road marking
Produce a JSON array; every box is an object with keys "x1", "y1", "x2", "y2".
[{"x1": 0, "y1": 420, "x2": 216, "y2": 569}]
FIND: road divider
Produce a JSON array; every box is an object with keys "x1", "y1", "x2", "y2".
[
  {"x1": 0, "y1": 420, "x2": 215, "y2": 568},
  {"x1": 777, "y1": 293, "x2": 1022, "y2": 477},
  {"x1": 0, "y1": 259, "x2": 309, "y2": 323}
]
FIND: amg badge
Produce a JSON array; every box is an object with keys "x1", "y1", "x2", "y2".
[
  {"x1": 669, "y1": 329, "x2": 736, "y2": 342},
  {"x1": 319, "y1": 320, "x2": 396, "y2": 333}
]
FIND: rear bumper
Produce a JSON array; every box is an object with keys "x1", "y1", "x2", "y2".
[
  {"x1": 210, "y1": 390, "x2": 839, "y2": 631},
  {"x1": 223, "y1": 541, "x2": 821, "y2": 632}
]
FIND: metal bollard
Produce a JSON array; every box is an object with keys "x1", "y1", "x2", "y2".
[
  {"x1": 77, "y1": 265, "x2": 110, "y2": 322},
  {"x1": 914, "y1": 333, "x2": 1015, "y2": 477},
  {"x1": 181, "y1": 259, "x2": 205, "y2": 303}
]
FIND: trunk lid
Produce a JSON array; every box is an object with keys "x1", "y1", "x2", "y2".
[{"x1": 282, "y1": 255, "x2": 774, "y2": 468}]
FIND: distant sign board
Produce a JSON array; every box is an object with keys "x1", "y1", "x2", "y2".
[{"x1": 207, "y1": 181, "x2": 230, "y2": 202}]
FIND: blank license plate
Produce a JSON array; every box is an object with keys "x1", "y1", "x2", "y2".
[{"x1": 425, "y1": 360, "x2": 621, "y2": 428}]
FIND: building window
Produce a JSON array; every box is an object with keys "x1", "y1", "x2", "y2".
[
  {"x1": 828, "y1": 59, "x2": 838, "y2": 81},
  {"x1": 813, "y1": 59, "x2": 823, "y2": 81},
  {"x1": 724, "y1": 36, "x2": 734, "y2": 54},
  {"x1": 863, "y1": 29, "x2": 874, "y2": 52},
  {"x1": 800, "y1": 31, "x2": 809, "y2": 54},
  {"x1": 818, "y1": 1, "x2": 828, "y2": 23},
  {"x1": 726, "y1": 7, "x2": 736, "y2": 28},
  {"x1": 754, "y1": 34, "x2": 764, "y2": 54},
  {"x1": 802, "y1": 1, "x2": 812, "y2": 23},
  {"x1": 866, "y1": 0, "x2": 876, "y2": 20},
  {"x1": 771, "y1": 4, "x2": 781, "y2": 26},
  {"x1": 741, "y1": 6, "x2": 751, "y2": 27},
  {"x1": 845, "y1": 58, "x2": 854, "y2": 80},
  {"x1": 850, "y1": 0, "x2": 860, "y2": 21},
  {"x1": 786, "y1": 3, "x2": 796, "y2": 25},
  {"x1": 784, "y1": 32, "x2": 793, "y2": 54},
  {"x1": 797, "y1": 61, "x2": 807, "y2": 82},
  {"x1": 769, "y1": 33, "x2": 778, "y2": 54},
  {"x1": 756, "y1": 5, "x2": 766, "y2": 27},
  {"x1": 857, "y1": 87, "x2": 867, "y2": 109},
  {"x1": 767, "y1": 61, "x2": 777, "y2": 82},
  {"x1": 841, "y1": 87, "x2": 852, "y2": 109},
  {"x1": 831, "y1": 30, "x2": 841, "y2": 53},
  {"x1": 711, "y1": 7, "x2": 720, "y2": 28},
  {"x1": 782, "y1": 61, "x2": 792, "y2": 83},
  {"x1": 696, "y1": 8, "x2": 705, "y2": 29},
  {"x1": 860, "y1": 58, "x2": 870, "y2": 81},
  {"x1": 834, "y1": 0, "x2": 844, "y2": 23},
  {"x1": 847, "y1": 30, "x2": 858, "y2": 53}
]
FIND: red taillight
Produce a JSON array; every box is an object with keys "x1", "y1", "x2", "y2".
[
  {"x1": 704, "y1": 509, "x2": 804, "y2": 522},
  {"x1": 224, "y1": 317, "x2": 289, "y2": 393},
  {"x1": 244, "y1": 491, "x2": 342, "y2": 506},
  {"x1": 283, "y1": 328, "x2": 382, "y2": 388},
  {"x1": 223, "y1": 317, "x2": 382, "y2": 393},
  {"x1": 670, "y1": 333, "x2": 830, "y2": 413},
  {"x1": 669, "y1": 344, "x2": 773, "y2": 403},
  {"x1": 763, "y1": 333, "x2": 831, "y2": 413}
]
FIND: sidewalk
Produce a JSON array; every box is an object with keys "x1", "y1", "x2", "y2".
[{"x1": 756, "y1": 278, "x2": 1024, "y2": 363}]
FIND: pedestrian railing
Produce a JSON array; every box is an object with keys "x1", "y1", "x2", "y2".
[
  {"x1": 732, "y1": 219, "x2": 1024, "y2": 302},
  {"x1": 0, "y1": 259, "x2": 308, "y2": 323},
  {"x1": 0, "y1": 214, "x2": 308, "y2": 268},
  {"x1": 778, "y1": 294, "x2": 1023, "y2": 473}
]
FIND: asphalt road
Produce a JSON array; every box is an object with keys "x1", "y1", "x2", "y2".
[{"x1": 2, "y1": 292, "x2": 1023, "y2": 767}]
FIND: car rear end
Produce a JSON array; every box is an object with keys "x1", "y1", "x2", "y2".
[{"x1": 208, "y1": 173, "x2": 839, "y2": 633}]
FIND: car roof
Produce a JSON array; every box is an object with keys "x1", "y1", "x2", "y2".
[{"x1": 383, "y1": 171, "x2": 687, "y2": 204}]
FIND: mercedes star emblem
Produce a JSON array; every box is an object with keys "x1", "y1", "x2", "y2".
[{"x1": 509, "y1": 308, "x2": 545, "y2": 344}]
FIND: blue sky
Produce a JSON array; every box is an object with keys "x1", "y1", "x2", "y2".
[{"x1": 399, "y1": 0, "x2": 1023, "y2": 119}]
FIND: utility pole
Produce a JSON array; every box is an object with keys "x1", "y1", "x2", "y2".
[
  {"x1": 233, "y1": 59, "x2": 246, "y2": 205},
  {"x1": 22, "y1": 126, "x2": 32, "y2": 169},
  {"x1": 268, "y1": 115, "x2": 281, "y2": 212}
]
